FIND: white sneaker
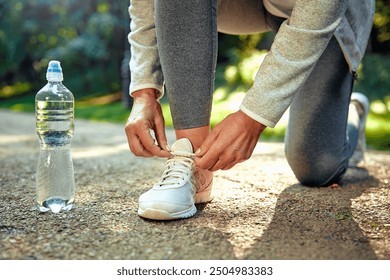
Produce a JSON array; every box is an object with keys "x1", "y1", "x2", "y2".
[
  {"x1": 349, "y1": 92, "x2": 370, "y2": 167},
  {"x1": 138, "y1": 138, "x2": 212, "y2": 220}
]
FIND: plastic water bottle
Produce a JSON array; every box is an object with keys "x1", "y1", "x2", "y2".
[{"x1": 35, "y1": 60, "x2": 75, "y2": 213}]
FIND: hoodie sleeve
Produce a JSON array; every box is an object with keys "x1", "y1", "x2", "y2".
[
  {"x1": 128, "y1": 0, "x2": 164, "y2": 98},
  {"x1": 240, "y1": 0, "x2": 348, "y2": 128}
]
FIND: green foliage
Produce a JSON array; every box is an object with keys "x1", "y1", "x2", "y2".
[
  {"x1": 0, "y1": 82, "x2": 33, "y2": 98},
  {"x1": 0, "y1": 1, "x2": 26, "y2": 77},
  {"x1": 373, "y1": 0, "x2": 390, "y2": 43},
  {"x1": 353, "y1": 52, "x2": 390, "y2": 149},
  {"x1": 354, "y1": 53, "x2": 390, "y2": 104},
  {"x1": 0, "y1": 0, "x2": 128, "y2": 97}
]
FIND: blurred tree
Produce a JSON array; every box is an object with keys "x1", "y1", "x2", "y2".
[
  {"x1": 354, "y1": 0, "x2": 390, "y2": 105},
  {"x1": 0, "y1": 0, "x2": 129, "y2": 97},
  {"x1": 0, "y1": 1, "x2": 27, "y2": 83},
  {"x1": 371, "y1": 0, "x2": 390, "y2": 52}
]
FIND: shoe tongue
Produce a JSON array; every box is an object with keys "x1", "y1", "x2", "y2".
[{"x1": 171, "y1": 138, "x2": 194, "y2": 153}]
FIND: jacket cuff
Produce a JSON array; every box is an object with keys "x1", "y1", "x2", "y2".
[
  {"x1": 130, "y1": 83, "x2": 164, "y2": 100},
  {"x1": 239, "y1": 104, "x2": 275, "y2": 128}
]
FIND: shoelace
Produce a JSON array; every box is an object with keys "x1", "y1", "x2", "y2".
[{"x1": 156, "y1": 151, "x2": 195, "y2": 188}]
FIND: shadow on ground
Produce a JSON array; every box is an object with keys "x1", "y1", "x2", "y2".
[{"x1": 246, "y1": 177, "x2": 379, "y2": 259}]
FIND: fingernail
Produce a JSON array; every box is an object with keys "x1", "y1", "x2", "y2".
[
  {"x1": 195, "y1": 148, "x2": 201, "y2": 155},
  {"x1": 165, "y1": 144, "x2": 171, "y2": 151}
]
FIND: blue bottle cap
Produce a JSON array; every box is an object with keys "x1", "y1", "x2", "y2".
[{"x1": 46, "y1": 60, "x2": 64, "y2": 82}]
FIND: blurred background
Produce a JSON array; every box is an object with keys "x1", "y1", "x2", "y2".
[{"x1": 0, "y1": 0, "x2": 389, "y2": 150}]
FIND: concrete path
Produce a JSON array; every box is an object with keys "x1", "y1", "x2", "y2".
[{"x1": 0, "y1": 109, "x2": 389, "y2": 260}]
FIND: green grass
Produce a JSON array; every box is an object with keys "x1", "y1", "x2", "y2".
[
  {"x1": 366, "y1": 111, "x2": 390, "y2": 150},
  {"x1": 75, "y1": 97, "x2": 130, "y2": 123},
  {"x1": 0, "y1": 94, "x2": 35, "y2": 112},
  {"x1": 0, "y1": 92, "x2": 131, "y2": 124}
]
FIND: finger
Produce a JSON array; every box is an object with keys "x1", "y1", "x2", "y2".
[
  {"x1": 209, "y1": 155, "x2": 238, "y2": 172},
  {"x1": 195, "y1": 142, "x2": 224, "y2": 171},
  {"x1": 221, "y1": 161, "x2": 238, "y2": 171},
  {"x1": 125, "y1": 123, "x2": 155, "y2": 157},
  {"x1": 154, "y1": 116, "x2": 169, "y2": 152},
  {"x1": 127, "y1": 131, "x2": 154, "y2": 157},
  {"x1": 138, "y1": 127, "x2": 171, "y2": 157},
  {"x1": 195, "y1": 156, "x2": 219, "y2": 171},
  {"x1": 208, "y1": 159, "x2": 225, "y2": 172},
  {"x1": 195, "y1": 128, "x2": 220, "y2": 157}
]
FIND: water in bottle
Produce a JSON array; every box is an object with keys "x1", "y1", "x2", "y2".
[{"x1": 35, "y1": 60, "x2": 75, "y2": 213}]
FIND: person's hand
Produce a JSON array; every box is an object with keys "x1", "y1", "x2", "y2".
[
  {"x1": 194, "y1": 110, "x2": 266, "y2": 171},
  {"x1": 125, "y1": 89, "x2": 171, "y2": 158}
]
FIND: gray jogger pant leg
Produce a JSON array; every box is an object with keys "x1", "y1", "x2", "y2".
[
  {"x1": 284, "y1": 36, "x2": 356, "y2": 186},
  {"x1": 155, "y1": 0, "x2": 217, "y2": 130}
]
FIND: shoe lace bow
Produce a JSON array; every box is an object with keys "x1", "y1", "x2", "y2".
[{"x1": 156, "y1": 150, "x2": 195, "y2": 187}]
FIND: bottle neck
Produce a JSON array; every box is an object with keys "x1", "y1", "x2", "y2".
[
  {"x1": 39, "y1": 138, "x2": 72, "y2": 148},
  {"x1": 40, "y1": 143, "x2": 71, "y2": 149},
  {"x1": 46, "y1": 70, "x2": 63, "y2": 82},
  {"x1": 47, "y1": 80, "x2": 63, "y2": 84}
]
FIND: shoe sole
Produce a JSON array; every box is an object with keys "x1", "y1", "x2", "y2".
[
  {"x1": 138, "y1": 192, "x2": 212, "y2": 221},
  {"x1": 138, "y1": 179, "x2": 213, "y2": 221},
  {"x1": 138, "y1": 204, "x2": 197, "y2": 220},
  {"x1": 138, "y1": 189, "x2": 212, "y2": 221}
]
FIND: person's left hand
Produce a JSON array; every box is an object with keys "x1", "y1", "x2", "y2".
[{"x1": 194, "y1": 110, "x2": 266, "y2": 171}]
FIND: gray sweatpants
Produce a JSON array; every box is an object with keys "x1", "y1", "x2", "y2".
[{"x1": 154, "y1": 0, "x2": 359, "y2": 186}]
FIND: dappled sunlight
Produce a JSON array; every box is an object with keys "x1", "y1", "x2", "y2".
[
  {"x1": 370, "y1": 100, "x2": 390, "y2": 114},
  {"x1": 212, "y1": 87, "x2": 228, "y2": 102},
  {"x1": 223, "y1": 50, "x2": 268, "y2": 86}
]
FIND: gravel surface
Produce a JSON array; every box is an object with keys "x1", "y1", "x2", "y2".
[{"x1": 0, "y1": 109, "x2": 389, "y2": 260}]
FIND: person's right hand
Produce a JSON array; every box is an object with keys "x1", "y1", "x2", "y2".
[{"x1": 125, "y1": 89, "x2": 171, "y2": 158}]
